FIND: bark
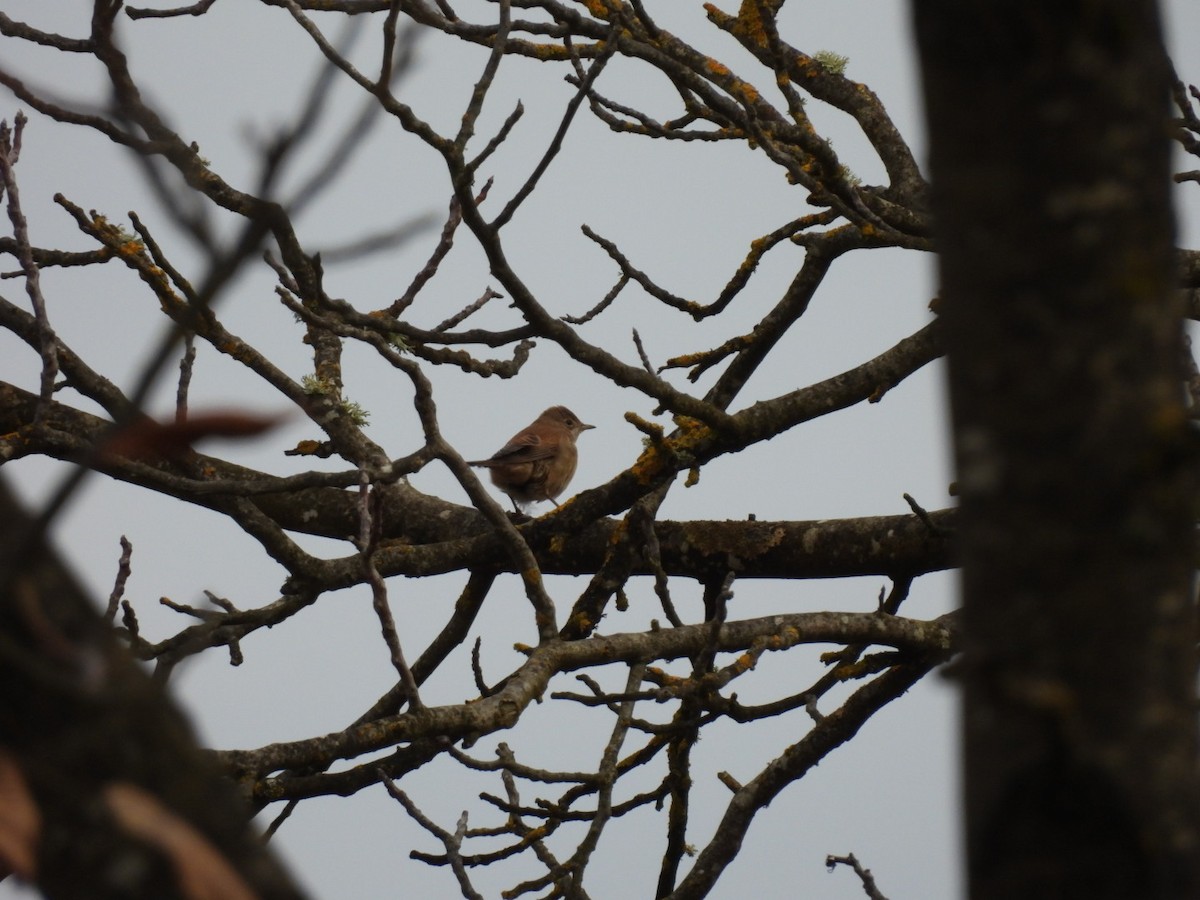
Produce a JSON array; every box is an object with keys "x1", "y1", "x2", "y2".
[
  {"x1": 913, "y1": 2, "x2": 1200, "y2": 896},
  {"x1": 0, "y1": 481, "x2": 306, "y2": 899}
]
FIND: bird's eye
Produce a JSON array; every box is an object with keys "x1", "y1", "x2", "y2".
[{"x1": 565, "y1": 419, "x2": 575, "y2": 427}]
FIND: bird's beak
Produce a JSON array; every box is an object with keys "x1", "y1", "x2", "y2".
[{"x1": 581, "y1": 423, "x2": 596, "y2": 431}]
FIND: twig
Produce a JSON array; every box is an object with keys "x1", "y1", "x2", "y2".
[
  {"x1": 902, "y1": 492, "x2": 947, "y2": 537},
  {"x1": 826, "y1": 852, "x2": 890, "y2": 900},
  {"x1": 105, "y1": 536, "x2": 134, "y2": 623},
  {"x1": 360, "y1": 473, "x2": 423, "y2": 710},
  {"x1": 631, "y1": 328, "x2": 655, "y2": 375},
  {"x1": 176, "y1": 332, "x2": 196, "y2": 423},
  {"x1": 562, "y1": 273, "x2": 629, "y2": 325},
  {"x1": 562, "y1": 663, "x2": 645, "y2": 893},
  {"x1": 434, "y1": 287, "x2": 502, "y2": 332},
  {"x1": 125, "y1": 0, "x2": 218, "y2": 19},
  {"x1": 0, "y1": 114, "x2": 58, "y2": 419},
  {"x1": 383, "y1": 777, "x2": 485, "y2": 900},
  {"x1": 491, "y1": 21, "x2": 621, "y2": 229}
]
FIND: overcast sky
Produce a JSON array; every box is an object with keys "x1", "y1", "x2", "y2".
[{"x1": 2, "y1": 2, "x2": 1198, "y2": 898}]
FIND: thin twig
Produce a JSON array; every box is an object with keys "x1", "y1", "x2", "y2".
[
  {"x1": 360, "y1": 473, "x2": 423, "y2": 710},
  {"x1": 562, "y1": 273, "x2": 629, "y2": 325},
  {"x1": 0, "y1": 114, "x2": 58, "y2": 419},
  {"x1": 176, "y1": 333, "x2": 195, "y2": 423},
  {"x1": 434, "y1": 287, "x2": 502, "y2": 332},
  {"x1": 631, "y1": 328, "x2": 655, "y2": 375},
  {"x1": 104, "y1": 536, "x2": 134, "y2": 623},
  {"x1": 491, "y1": 21, "x2": 621, "y2": 229},
  {"x1": 826, "y1": 852, "x2": 890, "y2": 900},
  {"x1": 383, "y1": 777, "x2": 485, "y2": 900}
]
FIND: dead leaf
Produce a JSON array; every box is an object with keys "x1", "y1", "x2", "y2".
[
  {"x1": 0, "y1": 752, "x2": 40, "y2": 882},
  {"x1": 101, "y1": 411, "x2": 285, "y2": 462},
  {"x1": 104, "y1": 782, "x2": 258, "y2": 900}
]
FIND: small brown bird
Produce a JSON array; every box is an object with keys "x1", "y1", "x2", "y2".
[{"x1": 468, "y1": 406, "x2": 594, "y2": 511}]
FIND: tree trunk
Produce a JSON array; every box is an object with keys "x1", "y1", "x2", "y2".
[
  {"x1": 912, "y1": 2, "x2": 1200, "y2": 897},
  {"x1": 0, "y1": 481, "x2": 306, "y2": 899}
]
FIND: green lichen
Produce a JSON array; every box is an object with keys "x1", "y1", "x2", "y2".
[
  {"x1": 339, "y1": 399, "x2": 370, "y2": 427},
  {"x1": 813, "y1": 50, "x2": 849, "y2": 76},
  {"x1": 301, "y1": 375, "x2": 370, "y2": 426},
  {"x1": 301, "y1": 374, "x2": 333, "y2": 395}
]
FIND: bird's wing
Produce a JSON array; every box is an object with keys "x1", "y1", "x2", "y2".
[{"x1": 472, "y1": 432, "x2": 556, "y2": 466}]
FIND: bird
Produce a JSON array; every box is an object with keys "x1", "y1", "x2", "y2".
[{"x1": 468, "y1": 406, "x2": 594, "y2": 512}]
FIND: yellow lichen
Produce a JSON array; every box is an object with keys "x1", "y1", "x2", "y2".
[{"x1": 630, "y1": 446, "x2": 668, "y2": 484}]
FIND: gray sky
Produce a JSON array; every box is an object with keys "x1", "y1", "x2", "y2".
[{"x1": 2, "y1": 2, "x2": 1198, "y2": 897}]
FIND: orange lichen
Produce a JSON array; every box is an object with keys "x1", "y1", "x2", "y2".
[
  {"x1": 115, "y1": 238, "x2": 146, "y2": 259},
  {"x1": 580, "y1": 0, "x2": 612, "y2": 17},
  {"x1": 652, "y1": 668, "x2": 686, "y2": 687},
  {"x1": 608, "y1": 520, "x2": 629, "y2": 545},
  {"x1": 704, "y1": 58, "x2": 732, "y2": 79},
  {"x1": 665, "y1": 351, "x2": 707, "y2": 368},
  {"x1": 702, "y1": 3, "x2": 731, "y2": 27},
  {"x1": 737, "y1": 82, "x2": 762, "y2": 105},
  {"x1": 699, "y1": 56, "x2": 762, "y2": 106},
  {"x1": 732, "y1": 0, "x2": 770, "y2": 47},
  {"x1": 288, "y1": 439, "x2": 326, "y2": 456}
]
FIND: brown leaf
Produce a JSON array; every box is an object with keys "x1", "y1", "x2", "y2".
[
  {"x1": 101, "y1": 411, "x2": 285, "y2": 462},
  {"x1": 0, "y1": 752, "x2": 40, "y2": 882},
  {"x1": 104, "y1": 782, "x2": 258, "y2": 900}
]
